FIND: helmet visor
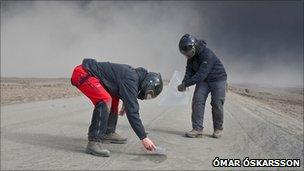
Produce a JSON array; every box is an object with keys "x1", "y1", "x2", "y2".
[{"x1": 180, "y1": 45, "x2": 195, "y2": 59}]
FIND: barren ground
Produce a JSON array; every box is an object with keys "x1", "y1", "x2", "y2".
[{"x1": 1, "y1": 78, "x2": 303, "y2": 170}]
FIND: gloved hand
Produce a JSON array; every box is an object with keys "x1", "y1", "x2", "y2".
[{"x1": 177, "y1": 83, "x2": 186, "y2": 92}]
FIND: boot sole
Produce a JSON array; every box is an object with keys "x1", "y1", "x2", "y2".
[
  {"x1": 185, "y1": 134, "x2": 203, "y2": 138},
  {"x1": 212, "y1": 134, "x2": 221, "y2": 138},
  {"x1": 102, "y1": 139, "x2": 127, "y2": 144},
  {"x1": 86, "y1": 148, "x2": 110, "y2": 157}
]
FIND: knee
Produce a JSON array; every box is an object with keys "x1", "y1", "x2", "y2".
[
  {"x1": 210, "y1": 98, "x2": 225, "y2": 108},
  {"x1": 192, "y1": 97, "x2": 207, "y2": 108},
  {"x1": 96, "y1": 95, "x2": 112, "y2": 112},
  {"x1": 95, "y1": 101, "x2": 111, "y2": 114},
  {"x1": 103, "y1": 95, "x2": 112, "y2": 104}
]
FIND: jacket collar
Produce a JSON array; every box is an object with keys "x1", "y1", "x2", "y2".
[
  {"x1": 196, "y1": 40, "x2": 206, "y2": 56},
  {"x1": 135, "y1": 67, "x2": 148, "y2": 91}
]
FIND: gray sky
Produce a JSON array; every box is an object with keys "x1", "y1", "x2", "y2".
[{"x1": 1, "y1": 1, "x2": 303, "y2": 87}]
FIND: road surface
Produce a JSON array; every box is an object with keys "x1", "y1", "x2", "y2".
[{"x1": 1, "y1": 88, "x2": 303, "y2": 170}]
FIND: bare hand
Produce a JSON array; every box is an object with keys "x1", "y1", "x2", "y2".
[{"x1": 141, "y1": 137, "x2": 156, "y2": 151}]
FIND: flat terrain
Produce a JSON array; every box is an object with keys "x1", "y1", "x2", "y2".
[
  {"x1": 0, "y1": 77, "x2": 81, "y2": 105},
  {"x1": 1, "y1": 78, "x2": 303, "y2": 170},
  {"x1": 229, "y1": 83, "x2": 303, "y2": 121}
]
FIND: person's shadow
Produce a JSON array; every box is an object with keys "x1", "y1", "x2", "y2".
[
  {"x1": 4, "y1": 128, "x2": 211, "y2": 164},
  {"x1": 3, "y1": 131, "x2": 167, "y2": 163}
]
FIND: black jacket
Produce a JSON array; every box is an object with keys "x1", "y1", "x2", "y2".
[
  {"x1": 182, "y1": 40, "x2": 227, "y2": 87},
  {"x1": 82, "y1": 58, "x2": 147, "y2": 140}
]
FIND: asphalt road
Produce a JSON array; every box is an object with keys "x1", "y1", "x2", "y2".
[{"x1": 1, "y1": 88, "x2": 303, "y2": 170}]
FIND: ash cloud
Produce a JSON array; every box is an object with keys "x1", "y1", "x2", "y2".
[{"x1": 1, "y1": 1, "x2": 303, "y2": 87}]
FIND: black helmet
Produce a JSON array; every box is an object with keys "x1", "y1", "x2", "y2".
[
  {"x1": 138, "y1": 72, "x2": 163, "y2": 100},
  {"x1": 179, "y1": 34, "x2": 198, "y2": 59}
]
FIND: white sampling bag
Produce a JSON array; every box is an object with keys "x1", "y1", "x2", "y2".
[
  {"x1": 147, "y1": 145, "x2": 166, "y2": 155},
  {"x1": 158, "y1": 71, "x2": 190, "y2": 106}
]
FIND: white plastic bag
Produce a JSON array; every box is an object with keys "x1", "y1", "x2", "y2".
[{"x1": 158, "y1": 71, "x2": 190, "y2": 106}]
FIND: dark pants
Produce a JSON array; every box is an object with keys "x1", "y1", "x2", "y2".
[
  {"x1": 191, "y1": 80, "x2": 226, "y2": 131},
  {"x1": 71, "y1": 65, "x2": 119, "y2": 141},
  {"x1": 88, "y1": 102, "x2": 118, "y2": 141}
]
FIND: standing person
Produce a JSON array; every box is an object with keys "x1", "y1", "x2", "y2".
[
  {"x1": 177, "y1": 34, "x2": 227, "y2": 138},
  {"x1": 71, "y1": 58, "x2": 163, "y2": 157}
]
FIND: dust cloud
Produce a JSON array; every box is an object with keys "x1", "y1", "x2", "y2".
[{"x1": 1, "y1": 1, "x2": 303, "y2": 87}]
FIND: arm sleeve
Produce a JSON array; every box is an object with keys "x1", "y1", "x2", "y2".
[
  {"x1": 183, "y1": 50, "x2": 216, "y2": 87},
  {"x1": 182, "y1": 59, "x2": 194, "y2": 83},
  {"x1": 119, "y1": 81, "x2": 147, "y2": 140}
]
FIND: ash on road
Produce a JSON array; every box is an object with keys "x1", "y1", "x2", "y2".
[{"x1": 1, "y1": 86, "x2": 303, "y2": 170}]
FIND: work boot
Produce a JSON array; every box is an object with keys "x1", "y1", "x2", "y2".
[
  {"x1": 86, "y1": 141, "x2": 110, "y2": 157},
  {"x1": 185, "y1": 129, "x2": 203, "y2": 138},
  {"x1": 103, "y1": 132, "x2": 127, "y2": 144},
  {"x1": 212, "y1": 129, "x2": 223, "y2": 138}
]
